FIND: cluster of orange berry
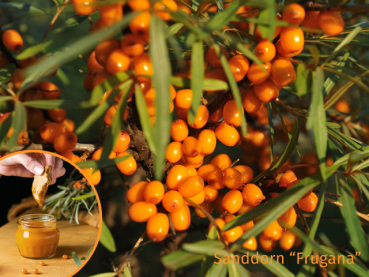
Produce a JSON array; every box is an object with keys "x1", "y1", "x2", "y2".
[{"x1": 20, "y1": 261, "x2": 44, "y2": 275}]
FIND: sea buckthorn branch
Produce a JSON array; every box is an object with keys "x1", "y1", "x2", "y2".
[
  {"x1": 325, "y1": 197, "x2": 369, "y2": 221},
  {"x1": 293, "y1": 204, "x2": 310, "y2": 234},
  {"x1": 184, "y1": 197, "x2": 229, "y2": 251},
  {"x1": 0, "y1": 27, "x2": 20, "y2": 68},
  {"x1": 40, "y1": 0, "x2": 70, "y2": 43},
  {"x1": 0, "y1": 142, "x2": 100, "y2": 152}
]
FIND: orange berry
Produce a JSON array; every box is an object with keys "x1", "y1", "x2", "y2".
[
  {"x1": 213, "y1": 192, "x2": 227, "y2": 215},
  {"x1": 293, "y1": 235, "x2": 302, "y2": 247},
  {"x1": 154, "y1": 0, "x2": 178, "y2": 21},
  {"x1": 198, "y1": 129, "x2": 216, "y2": 155},
  {"x1": 208, "y1": 218, "x2": 225, "y2": 240},
  {"x1": 222, "y1": 189, "x2": 243, "y2": 214},
  {"x1": 223, "y1": 100, "x2": 244, "y2": 127},
  {"x1": 210, "y1": 154, "x2": 232, "y2": 170},
  {"x1": 187, "y1": 189, "x2": 205, "y2": 206},
  {"x1": 166, "y1": 165, "x2": 189, "y2": 190},
  {"x1": 58, "y1": 118, "x2": 75, "y2": 132},
  {"x1": 40, "y1": 123, "x2": 65, "y2": 144},
  {"x1": 89, "y1": 19, "x2": 107, "y2": 33},
  {"x1": 197, "y1": 164, "x2": 218, "y2": 181},
  {"x1": 334, "y1": 99, "x2": 350, "y2": 113},
  {"x1": 184, "y1": 154, "x2": 204, "y2": 168},
  {"x1": 39, "y1": 261, "x2": 44, "y2": 266},
  {"x1": 242, "y1": 237, "x2": 257, "y2": 250},
  {"x1": 254, "y1": 41, "x2": 276, "y2": 63},
  {"x1": 287, "y1": 180, "x2": 312, "y2": 199},
  {"x1": 178, "y1": 175, "x2": 204, "y2": 198},
  {"x1": 175, "y1": 0, "x2": 192, "y2": 15},
  {"x1": 233, "y1": 165, "x2": 253, "y2": 184},
  {"x1": 129, "y1": 12, "x2": 151, "y2": 43},
  {"x1": 128, "y1": 201, "x2": 157, "y2": 222},
  {"x1": 237, "y1": 201, "x2": 255, "y2": 215},
  {"x1": 91, "y1": 147, "x2": 117, "y2": 161},
  {"x1": 203, "y1": 185, "x2": 218, "y2": 203},
  {"x1": 2, "y1": 29, "x2": 23, "y2": 51},
  {"x1": 144, "y1": 181, "x2": 165, "y2": 204},
  {"x1": 21, "y1": 268, "x2": 27, "y2": 274},
  {"x1": 53, "y1": 132, "x2": 77, "y2": 153},
  {"x1": 175, "y1": 106, "x2": 189, "y2": 121},
  {"x1": 187, "y1": 105, "x2": 209, "y2": 129},
  {"x1": 170, "y1": 119, "x2": 189, "y2": 142},
  {"x1": 87, "y1": 51, "x2": 101, "y2": 73},
  {"x1": 241, "y1": 220, "x2": 254, "y2": 232},
  {"x1": 100, "y1": 3, "x2": 123, "y2": 26},
  {"x1": 301, "y1": 11, "x2": 321, "y2": 32},
  {"x1": 242, "y1": 183, "x2": 264, "y2": 206},
  {"x1": 229, "y1": 55, "x2": 249, "y2": 82},
  {"x1": 253, "y1": 78, "x2": 280, "y2": 103},
  {"x1": 147, "y1": 213, "x2": 169, "y2": 242},
  {"x1": 263, "y1": 220, "x2": 283, "y2": 241},
  {"x1": 278, "y1": 206, "x2": 297, "y2": 229},
  {"x1": 318, "y1": 11, "x2": 344, "y2": 36},
  {"x1": 215, "y1": 122, "x2": 240, "y2": 147},
  {"x1": 171, "y1": 204, "x2": 191, "y2": 231},
  {"x1": 223, "y1": 225, "x2": 243, "y2": 243},
  {"x1": 71, "y1": 0, "x2": 98, "y2": 15},
  {"x1": 133, "y1": 52, "x2": 153, "y2": 82},
  {"x1": 38, "y1": 81, "x2": 60, "y2": 100},
  {"x1": 113, "y1": 130, "x2": 131, "y2": 153},
  {"x1": 272, "y1": 58, "x2": 296, "y2": 87},
  {"x1": 116, "y1": 152, "x2": 137, "y2": 175},
  {"x1": 33, "y1": 269, "x2": 39, "y2": 275},
  {"x1": 121, "y1": 34, "x2": 145, "y2": 57},
  {"x1": 222, "y1": 168, "x2": 244, "y2": 189},
  {"x1": 27, "y1": 109, "x2": 45, "y2": 130},
  {"x1": 206, "y1": 45, "x2": 230, "y2": 68},
  {"x1": 282, "y1": 3, "x2": 305, "y2": 25},
  {"x1": 183, "y1": 136, "x2": 201, "y2": 157},
  {"x1": 81, "y1": 168, "x2": 101, "y2": 185},
  {"x1": 95, "y1": 39, "x2": 121, "y2": 67},
  {"x1": 126, "y1": 181, "x2": 148, "y2": 204},
  {"x1": 242, "y1": 87, "x2": 262, "y2": 113},
  {"x1": 165, "y1": 142, "x2": 184, "y2": 163},
  {"x1": 209, "y1": 105, "x2": 224, "y2": 122},
  {"x1": 11, "y1": 68, "x2": 26, "y2": 90},
  {"x1": 48, "y1": 108, "x2": 67, "y2": 123},
  {"x1": 128, "y1": 0, "x2": 151, "y2": 10},
  {"x1": 247, "y1": 62, "x2": 271, "y2": 85},
  {"x1": 297, "y1": 192, "x2": 318, "y2": 212},
  {"x1": 279, "y1": 230, "x2": 295, "y2": 251},
  {"x1": 207, "y1": 168, "x2": 224, "y2": 189},
  {"x1": 60, "y1": 151, "x2": 81, "y2": 163},
  {"x1": 279, "y1": 27, "x2": 304, "y2": 55},
  {"x1": 259, "y1": 233, "x2": 276, "y2": 252},
  {"x1": 195, "y1": 202, "x2": 214, "y2": 218},
  {"x1": 106, "y1": 49, "x2": 130, "y2": 75},
  {"x1": 162, "y1": 190, "x2": 184, "y2": 213},
  {"x1": 103, "y1": 104, "x2": 117, "y2": 127},
  {"x1": 184, "y1": 164, "x2": 197, "y2": 176},
  {"x1": 255, "y1": 17, "x2": 282, "y2": 41},
  {"x1": 279, "y1": 170, "x2": 297, "y2": 187},
  {"x1": 175, "y1": 89, "x2": 192, "y2": 109},
  {"x1": 204, "y1": 69, "x2": 228, "y2": 93}
]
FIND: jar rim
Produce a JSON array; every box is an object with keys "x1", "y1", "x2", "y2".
[{"x1": 17, "y1": 214, "x2": 57, "y2": 228}]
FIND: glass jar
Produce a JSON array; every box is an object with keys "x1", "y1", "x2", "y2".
[{"x1": 15, "y1": 214, "x2": 60, "y2": 259}]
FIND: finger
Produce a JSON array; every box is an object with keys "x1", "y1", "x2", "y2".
[
  {"x1": 51, "y1": 178, "x2": 57, "y2": 184},
  {"x1": 44, "y1": 154, "x2": 56, "y2": 168},
  {"x1": 9, "y1": 154, "x2": 44, "y2": 175},
  {"x1": 0, "y1": 165, "x2": 35, "y2": 177},
  {"x1": 53, "y1": 158, "x2": 66, "y2": 178}
]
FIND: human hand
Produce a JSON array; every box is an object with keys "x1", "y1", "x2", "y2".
[{"x1": 0, "y1": 153, "x2": 66, "y2": 184}]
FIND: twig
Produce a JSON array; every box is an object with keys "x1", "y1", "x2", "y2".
[
  {"x1": 184, "y1": 198, "x2": 229, "y2": 251},
  {"x1": 294, "y1": 204, "x2": 310, "y2": 234},
  {"x1": 325, "y1": 197, "x2": 369, "y2": 221},
  {"x1": 40, "y1": 0, "x2": 69, "y2": 42},
  {"x1": 1, "y1": 142, "x2": 100, "y2": 152},
  {"x1": 167, "y1": 213, "x2": 177, "y2": 241},
  {"x1": 277, "y1": 163, "x2": 320, "y2": 174}
]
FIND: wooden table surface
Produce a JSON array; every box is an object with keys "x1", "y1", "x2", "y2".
[{"x1": 0, "y1": 213, "x2": 99, "y2": 277}]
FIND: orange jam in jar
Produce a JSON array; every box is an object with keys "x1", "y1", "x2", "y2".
[{"x1": 15, "y1": 214, "x2": 60, "y2": 259}]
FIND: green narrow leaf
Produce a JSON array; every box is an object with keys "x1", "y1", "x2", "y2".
[
  {"x1": 0, "y1": 3, "x2": 47, "y2": 15},
  {"x1": 16, "y1": 40, "x2": 54, "y2": 60},
  {"x1": 123, "y1": 267, "x2": 133, "y2": 277},
  {"x1": 90, "y1": 273, "x2": 117, "y2": 277},
  {"x1": 166, "y1": 23, "x2": 184, "y2": 37},
  {"x1": 72, "y1": 252, "x2": 82, "y2": 267},
  {"x1": 306, "y1": 45, "x2": 320, "y2": 68},
  {"x1": 72, "y1": 193, "x2": 95, "y2": 200},
  {"x1": 100, "y1": 81, "x2": 132, "y2": 160},
  {"x1": 162, "y1": 250, "x2": 204, "y2": 270},
  {"x1": 182, "y1": 240, "x2": 228, "y2": 256},
  {"x1": 238, "y1": 250, "x2": 294, "y2": 277},
  {"x1": 188, "y1": 40, "x2": 204, "y2": 123},
  {"x1": 336, "y1": 173, "x2": 369, "y2": 262},
  {"x1": 202, "y1": 262, "x2": 227, "y2": 277},
  {"x1": 322, "y1": 26, "x2": 363, "y2": 66},
  {"x1": 150, "y1": 15, "x2": 172, "y2": 180},
  {"x1": 257, "y1": 0, "x2": 276, "y2": 41},
  {"x1": 267, "y1": 102, "x2": 274, "y2": 161},
  {"x1": 76, "y1": 154, "x2": 130, "y2": 169},
  {"x1": 23, "y1": 99, "x2": 93, "y2": 109},
  {"x1": 0, "y1": 96, "x2": 13, "y2": 103},
  {"x1": 214, "y1": 44, "x2": 247, "y2": 136},
  {"x1": 291, "y1": 63, "x2": 312, "y2": 97},
  {"x1": 135, "y1": 83, "x2": 157, "y2": 156},
  {"x1": 235, "y1": 263, "x2": 251, "y2": 277},
  {"x1": 206, "y1": 0, "x2": 240, "y2": 30},
  {"x1": 7, "y1": 101, "x2": 26, "y2": 150},
  {"x1": 99, "y1": 220, "x2": 116, "y2": 252},
  {"x1": 0, "y1": 113, "x2": 12, "y2": 146},
  {"x1": 307, "y1": 67, "x2": 327, "y2": 180},
  {"x1": 323, "y1": 52, "x2": 349, "y2": 98},
  {"x1": 171, "y1": 76, "x2": 228, "y2": 91}
]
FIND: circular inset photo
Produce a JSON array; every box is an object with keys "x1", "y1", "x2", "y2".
[{"x1": 0, "y1": 151, "x2": 101, "y2": 277}]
